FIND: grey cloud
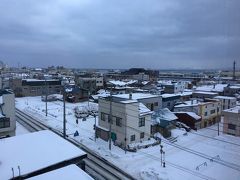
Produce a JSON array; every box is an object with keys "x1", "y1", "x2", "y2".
[{"x1": 0, "y1": 0, "x2": 239, "y2": 69}]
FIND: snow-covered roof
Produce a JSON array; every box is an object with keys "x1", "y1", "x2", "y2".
[
  {"x1": 30, "y1": 165, "x2": 93, "y2": 180},
  {"x1": 109, "y1": 80, "x2": 127, "y2": 86},
  {"x1": 161, "y1": 93, "x2": 181, "y2": 98},
  {"x1": 193, "y1": 91, "x2": 218, "y2": 95},
  {"x1": 214, "y1": 96, "x2": 236, "y2": 100},
  {"x1": 175, "y1": 112, "x2": 201, "y2": 120},
  {"x1": 0, "y1": 130, "x2": 86, "y2": 180},
  {"x1": 113, "y1": 93, "x2": 160, "y2": 100},
  {"x1": 174, "y1": 100, "x2": 200, "y2": 108},
  {"x1": 195, "y1": 84, "x2": 228, "y2": 93},
  {"x1": 152, "y1": 108, "x2": 178, "y2": 124},
  {"x1": 223, "y1": 106, "x2": 240, "y2": 114},
  {"x1": 139, "y1": 103, "x2": 152, "y2": 116}
]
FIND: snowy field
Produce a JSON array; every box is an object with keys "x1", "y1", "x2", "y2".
[{"x1": 16, "y1": 96, "x2": 240, "y2": 180}]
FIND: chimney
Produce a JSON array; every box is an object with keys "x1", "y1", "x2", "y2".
[
  {"x1": 233, "y1": 60, "x2": 236, "y2": 81},
  {"x1": 129, "y1": 93, "x2": 132, "y2": 100}
]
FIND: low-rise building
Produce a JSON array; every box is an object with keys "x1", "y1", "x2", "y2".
[
  {"x1": 174, "y1": 112, "x2": 201, "y2": 130},
  {"x1": 0, "y1": 89, "x2": 16, "y2": 138},
  {"x1": 223, "y1": 85, "x2": 240, "y2": 97},
  {"x1": 163, "y1": 82, "x2": 185, "y2": 94},
  {"x1": 9, "y1": 78, "x2": 62, "y2": 97},
  {"x1": 161, "y1": 94, "x2": 181, "y2": 111},
  {"x1": 222, "y1": 106, "x2": 240, "y2": 136},
  {"x1": 97, "y1": 97, "x2": 153, "y2": 149},
  {"x1": 192, "y1": 91, "x2": 218, "y2": 99},
  {"x1": 174, "y1": 99, "x2": 221, "y2": 128},
  {"x1": 113, "y1": 93, "x2": 162, "y2": 111},
  {"x1": 214, "y1": 96, "x2": 236, "y2": 110},
  {"x1": 151, "y1": 108, "x2": 178, "y2": 138}
]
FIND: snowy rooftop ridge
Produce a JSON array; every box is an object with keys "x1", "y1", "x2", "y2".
[
  {"x1": 30, "y1": 165, "x2": 93, "y2": 180},
  {"x1": 0, "y1": 130, "x2": 86, "y2": 180}
]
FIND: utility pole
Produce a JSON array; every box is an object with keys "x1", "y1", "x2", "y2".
[
  {"x1": 63, "y1": 88, "x2": 66, "y2": 138},
  {"x1": 160, "y1": 145, "x2": 163, "y2": 166},
  {"x1": 109, "y1": 89, "x2": 113, "y2": 150},
  {"x1": 94, "y1": 113, "x2": 97, "y2": 142},
  {"x1": 45, "y1": 79, "x2": 48, "y2": 116}
]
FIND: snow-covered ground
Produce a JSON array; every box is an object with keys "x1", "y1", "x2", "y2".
[
  {"x1": 15, "y1": 96, "x2": 240, "y2": 180},
  {"x1": 15, "y1": 121, "x2": 30, "y2": 135}
]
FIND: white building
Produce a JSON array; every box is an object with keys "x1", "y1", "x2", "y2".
[
  {"x1": 0, "y1": 89, "x2": 16, "y2": 138},
  {"x1": 222, "y1": 106, "x2": 240, "y2": 136},
  {"x1": 97, "y1": 96, "x2": 153, "y2": 149},
  {"x1": 214, "y1": 96, "x2": 236, "y2": 110},
  {"x1": 113, "y1": 93, "x2": 162, "y2": 111}
]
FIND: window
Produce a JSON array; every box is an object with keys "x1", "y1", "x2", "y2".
[
  {"x1": 139, "y1": 117, "x2": 145, "y2": 127},
  {"x1": 210, "y1": 109, "x2": 215, "y2": 114},
  {"x1": 204, "y1": 112, "x2": 208, "y2": 116},
  {"x1": 130, "y1": 135, "x2": 135, "y2": 141},
  {"x1": 0, "y1": 118, "x2": 10, "y2": 128},
  {"x1": 101, "y1": 112, "x2": 105, "y2": 121},
  {"x1": 116, "y1": 117, "x2": 122, "y2": 127},
  {"x1": 154, "y1": 102, "x2": 158, "y2": 106},
  {"x1": 140, "y1": 132, "x2": 144, "y2": 139},
  {"x1": 228, "y1": 124, "x2": 236, "y2": 130},
  {"x1": 101, "y1": 112, "x2": 109, "y2": 122}
]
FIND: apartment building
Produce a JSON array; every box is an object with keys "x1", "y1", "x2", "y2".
[
  {"x1": 163, "y1": 82, "x2": 185, "y2": 94},
  {"x1": 97, "y1": 97, "x2": 153, "y2": 148},
  {"x1": 223, "y1": 85, "x2": 240, "y2": 97},
  {"x1": 174, "y1": 99, "x2": 221, "y2": 128},
  {"x1": 214, "y1": 96, "x2": 236, "y2": 110},
  {"x1": 222, "y1": 106, "x2": 240, "y2": 136},
  {"x1": 0, "y1": 89, "x2": 16, "y2": 138},
  {"x1": 9, "y1": 78, "x2": 62, "y2": 97},
  {"x1": 161, "y1": 94, "x2": 181, "y2": 111}
]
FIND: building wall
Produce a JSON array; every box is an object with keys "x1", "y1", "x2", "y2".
[
  {"x1": 98, "y1": 98, "x2": 151, "y2": 148},
  {"x1": 0, "y1": 92, "x2": 16, "y2": 137},
  {"x1": 214, "y1": 97, "x2": 236, "y2": 110},
  {"x1": 199, "y1": 101, "x2": 221, "y2": 127},
  {"x1": 138, "y1": 97, "x2": 162, "y2": 111},
  {"x1": 164, "y1": 83, "x2": 185, "y2": 94},
  {"x1": 192, "y1": 92, "x2": 218, "y2": 99},
  {"x1": 223, "y1": 111, "x2": 240, "y2": 136}
]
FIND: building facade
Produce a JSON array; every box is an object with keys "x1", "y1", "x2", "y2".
[
  {"x1": 222, "y1": 107, "x2": 240, "y2": 136},
  {"x1": 97, "y1": 97, "x2": 152, "y2": 149},
  {"x1": 9, "y1": 78, "x2": 62, "y2": 97},
  {"x1": 0, "y1": 89, "x2": 16, "y2": 138}
]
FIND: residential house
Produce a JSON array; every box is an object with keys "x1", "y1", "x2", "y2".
[
  {"x1": 64, "y1": 85, "x2": 89, "y2": 103},
  {"x1": 161, "y1": 94, "x2": 181, "y2": 111},
  {"x1": 214, "y1": 96, "x2": 236, "y2": 111},
  {"x1": 174, "y1": 99, "x2": 221, "y2": 128},
  {"x1": 192, "y1": 91, "x2": 218, "y2": 99},
  {"x1": 97, "y1": 97, "x2": 153, "y2": 149},
  {"x1": 174, "y1": 112, "x2": 201, "y2": 130},
  {"x1": 151, "y1": 108, "x2": 178, "y2": 138},
  {"x1": 222, "y1": 106, "x2": 240, "y2": 136},
  {"x1": 223, "y1": 85, "x2": 240, "y2": 97}
]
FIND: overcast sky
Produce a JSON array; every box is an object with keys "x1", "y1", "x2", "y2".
[{"x1": 0, "y1": 0, "x2": 239, "y2": 69}]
